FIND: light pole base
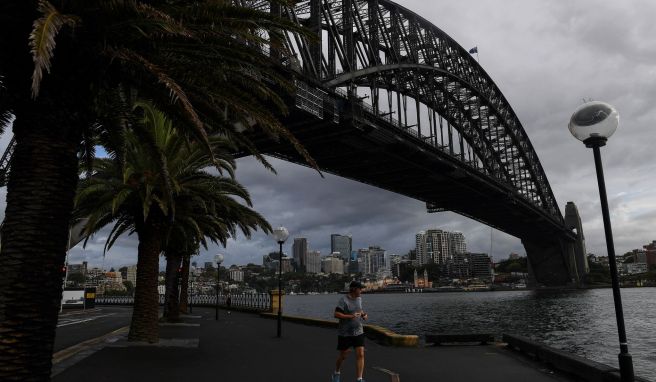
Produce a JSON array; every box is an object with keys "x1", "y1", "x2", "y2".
[{"x1": 618, "y1": 352, "x2": 634, "y2": 382}]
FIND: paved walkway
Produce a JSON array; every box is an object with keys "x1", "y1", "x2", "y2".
[{"x1": 54, "y1": 308, "x2": 570, "y2": 382}]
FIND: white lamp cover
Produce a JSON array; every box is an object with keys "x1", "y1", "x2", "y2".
[
  {"x1": 214, "y1": 253, "x2": 224, "y2": 265},
  {"x1": 568, "y1": 101, "x2": 619, "y2": 142},
  {"x1": 272, "y1": 226, "x2": 289, "y2": 243}
]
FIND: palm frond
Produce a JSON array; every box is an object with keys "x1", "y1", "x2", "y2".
[{"x1": 29, "y1": 0, "x2": 78, "y2": 98}]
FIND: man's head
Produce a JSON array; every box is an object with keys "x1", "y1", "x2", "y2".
[{"x1": 349, "y1": 280, "x2": 365, "y2": 296}]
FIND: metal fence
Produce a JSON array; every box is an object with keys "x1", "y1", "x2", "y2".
[{"x1": 96, "y1": 293, "x2": 271, "y2": 311}]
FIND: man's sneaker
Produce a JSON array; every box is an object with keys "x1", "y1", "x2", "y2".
[{"x1": 331, "y1": 372, "x2": 340, "y2": 382}]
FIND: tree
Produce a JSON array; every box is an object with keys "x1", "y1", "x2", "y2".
[
  {"x1": 75, "y1": 102, "x2": 270, "y2": 332},
  {"x1": 0, "y1": 1, "x2": 313, "y2": 378},
  {"x1": 123, "y1": 280, "x2": 134, "y2": 294}
]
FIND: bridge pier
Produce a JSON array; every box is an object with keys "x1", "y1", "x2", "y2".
[{"x1": 522, "y1": 236, "x2": 580, "y2": 288}]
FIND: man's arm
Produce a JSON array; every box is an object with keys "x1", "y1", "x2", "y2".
[{"x1": 334, "y1": 307, "x2": 359, "y2": 320}]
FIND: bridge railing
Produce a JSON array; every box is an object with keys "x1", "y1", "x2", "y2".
[
  {"x1": 329, "y1": 85, "x2": 471, "y2": 166},
  {"x1": 95, "y1": 293, "x2": 272, "y2": 312}
]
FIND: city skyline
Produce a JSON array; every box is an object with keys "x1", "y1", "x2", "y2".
[{"x1": 1, "y1": 0, "x2": 655, "y2": 270}]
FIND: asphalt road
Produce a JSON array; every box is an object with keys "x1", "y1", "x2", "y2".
[{"x1": 54, "y1": 306, "x2": 133, "y2": 352}]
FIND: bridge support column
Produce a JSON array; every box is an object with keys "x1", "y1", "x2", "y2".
[
  {"x1": 522, "y1": 236, "x2": 579, "y2": 288},
  {"x1": 565, "y1": 201, "x2": 589, "y2": 285}
]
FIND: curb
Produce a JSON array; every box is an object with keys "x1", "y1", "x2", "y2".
[{"x1": 259, "y1": 313, "x2": 419, "y2": 347}]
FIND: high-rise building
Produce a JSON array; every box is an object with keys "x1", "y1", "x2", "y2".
[
  {"x1": 363, "y1": 246, "x2": 386, "y2": 275},
  {"x1": 417, "y1": 229, "x2": 468, "y2": 266},
  {"x1": 204, "y1": 262, "x2": 215, "y2": 270},
  {"x1": 306, "y1": 250, "x2": 322, "y2": 274},
  {"x1": 292, "y1": 237, "x2": 308, "y2": 272},
  {"x1": 448, "y1": 232, "x2": 466, "y2": 256},
  {"x1": 416, "y1": 229, "x2": 450, "y2": 265},
  {"x1": 331, "y1": 234, "x2": 352, "y2": 261}
]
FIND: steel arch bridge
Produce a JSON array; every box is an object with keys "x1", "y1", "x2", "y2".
[
  {"x1": 0, "y1": 0, "x2": 587, "y2": 287},
  {"x1": 244, "y1": 0, "x2": 587, "y2": 287}
]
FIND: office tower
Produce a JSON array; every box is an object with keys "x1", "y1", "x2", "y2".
[
  {"x1": 331, "y1": 234, "x2": 352, "y2": 261},
  {"x1": 306, "y1": 250, "x2": 322, "y2": 274},
  {"x1": 292, "y1": 237, "x2": 308, "y2": 272}
]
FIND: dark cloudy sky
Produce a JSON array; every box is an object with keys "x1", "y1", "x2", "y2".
[{"x1": 2, "y1": 0, "x2": 655, "y2": 269}]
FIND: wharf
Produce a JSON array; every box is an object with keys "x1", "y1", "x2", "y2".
[{"x1": 53, "y1": 307, "x2": 580, "y2": 382}]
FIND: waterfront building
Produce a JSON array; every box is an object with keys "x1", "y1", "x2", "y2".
[
  {"x1": 306, "y1": 250, "x2": 322, "y2": 274},
  {"x1": 392, "y1": 259, "x2": 412, "y2": 279},
  {"x1": 322, "y1": 254, "x2": 344, "y2": 274},
  {"x1": 448, "y1": 231, "x2": 467, "y2": 256},
  {"x1": 331, "y1": 234, "x2": 352, "y2": 261},
  {"x1": 228, "y1": 265, "x2": 244, "y2": 282},
  {"x1": 416, "y1": 229, "x2": 450, "y2": 265},
  {"x1": 451, "y1": 252, "x2": 471, "y2": 279},
  {"x1": 388, "y1": 254, "x2": 402, "y2": 273},
  {"x1": 292, "y1": 237, "x2": 308, "y2": 272},
  {"x1": 363, "y1": 246, "x2": 386, "y2": 275},
  {"x1": 642, "y1": 241, "x2": 656, "y2": 268},
  {"x1": 623, "y1": 262, "x2": 648, "y2": 275},
  {"x1": 469, "y1": 253, "x2": 492, "y2": 279}
]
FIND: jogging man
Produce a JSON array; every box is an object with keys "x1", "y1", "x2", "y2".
[{"x1": 332, "y1": 280, "x2": 368, "y2": 382}]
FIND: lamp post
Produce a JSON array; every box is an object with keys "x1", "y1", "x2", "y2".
[
  {"x1": 568, "y1": 101, "x2": 634, "y2": 382},
  {"x1": 189, "y1": 266, "x2": 194, "y2": 314},
  {"x1": 272, "y1": 226, "x2": 289, "y2": 338},
  {"x1": 214, "y1": 253, "x2": 224, "y2": 321}
]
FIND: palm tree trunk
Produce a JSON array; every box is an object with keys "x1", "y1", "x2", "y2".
[
  {"x1": 164, "y1": 252, "x2": 182, "y2": 322},
  {"x1": 128, "y1": 218, "x2": 164, "y2": 343},
  {"x1": 179, "y1": 256, "x2": 190, "y2": 314},
  {"x1": 0, "y1": 103, "x2": 82, "y2": 380}
]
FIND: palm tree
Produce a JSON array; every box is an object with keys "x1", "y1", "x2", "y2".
[
  {"x1": 75, "y1": 101, "x2": 270, "y2": 340},
  {"x1": 161, "y1": 172, "x2": 271, "y2": 322},
  {"x1": 0, "y1": 1, "x2": 313, "y2": 378}
]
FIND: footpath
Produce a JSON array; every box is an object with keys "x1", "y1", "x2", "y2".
[{"x1": 52, "y1": 307, "x2": 575, "y2": 382}]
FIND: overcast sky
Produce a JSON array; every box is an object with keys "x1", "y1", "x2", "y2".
[{"x1": 2, "y1": 0, "x2": 655, "y2": 269}]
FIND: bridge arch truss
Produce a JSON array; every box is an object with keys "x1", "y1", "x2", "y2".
[{"x1": 243, "y1": 0, "x2": 563, "y2": 227}]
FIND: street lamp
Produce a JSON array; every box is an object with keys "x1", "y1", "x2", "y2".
[
  {"x1": 214, "y1": 253, "x2": 224, "y2": 321},
  {"x1": 569, "y1": 101, "x2": 634, "y2": 382},
  {"x1": 272, "y1": 226, "x2": 289, "y2": 338}
]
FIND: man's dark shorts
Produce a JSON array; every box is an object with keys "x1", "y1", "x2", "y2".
[{"x1": 337, "y1": 334, "x2": 365, "y2": 350}]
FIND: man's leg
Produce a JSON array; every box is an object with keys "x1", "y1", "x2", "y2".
[
  {"x1": 355, "y1": 346, "x2": 365, "y2": 380},
  {"x1": 335, "y1": 349, "x2": 350, "y2": 372}
]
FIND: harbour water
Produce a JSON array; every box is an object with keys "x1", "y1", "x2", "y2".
[{"x1": 285, "y1": 288, "x2": 656, "y2": 381}]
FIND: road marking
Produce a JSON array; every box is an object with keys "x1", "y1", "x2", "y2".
[
  {"x1": 57, "y1": 313, "x2": 116, "y2": 327},
  {"x1": 372, "y1": 366, "x2": 400, "y2": 382}
]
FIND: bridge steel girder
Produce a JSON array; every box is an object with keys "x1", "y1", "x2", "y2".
[
  {"x1": 282, "y1": 0, "x2": 561, "y2": 220},
  {"x1": 264, "y1": 0, "x2": 581, "y2": 287}
]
